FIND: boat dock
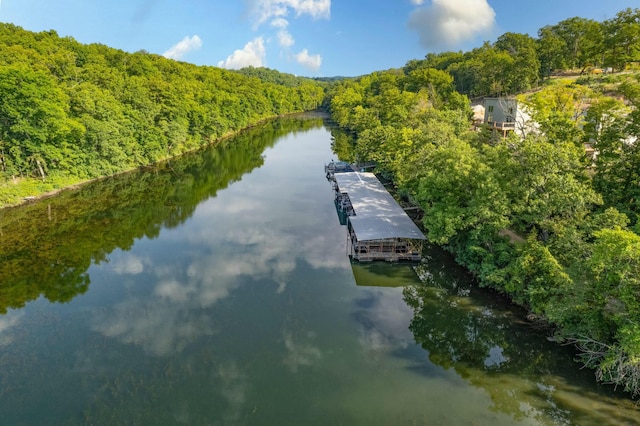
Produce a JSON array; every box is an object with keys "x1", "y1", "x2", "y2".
[{"x1": 326, "y1": 168, "x2": 426, "y2": 262}]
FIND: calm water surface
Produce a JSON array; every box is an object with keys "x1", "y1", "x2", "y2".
[{"x1": 0, "y1": 114, "x2": 638, "y2": 425}]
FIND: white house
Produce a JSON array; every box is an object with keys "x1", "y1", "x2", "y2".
[{"x1": 483, "y1": 97, "x2": 538, "y2": 138}]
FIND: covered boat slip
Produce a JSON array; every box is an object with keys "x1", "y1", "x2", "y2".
[{"x1": 332, "y1": 171, "x2": 426, "y2": 262}]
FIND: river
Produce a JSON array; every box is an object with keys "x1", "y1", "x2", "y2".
[{"x1": 0, "y1": 113, "x2": 638, "y2": 425}]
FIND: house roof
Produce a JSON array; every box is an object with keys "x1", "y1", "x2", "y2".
[{"x1": 333, "y1": 172, "x2": 426, "y2": 241}]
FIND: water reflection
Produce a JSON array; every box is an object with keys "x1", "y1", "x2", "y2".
[
  {"x1": 0, "y1": 309, "x2": 24, "y2": 346},
  {"x1": 404, "y1": 253, "x2": 640, "y2": 425},
  {"x1": 354, "y1": 288, "x2": 415, "y2": 360},
  {"x1": 0, "y1": 115, "x2": 324, "y2": 314},
  {"x1": 1, "y1": 115, "x2": 639, "y2": 424},
  {"x1": 351, "y1": 262, "x2": 423, "y2": 287},
  {"x1": 282, "y1": 322, "x2": 323, "y2": 373},
  {"x1": 89, "y1": 118, "x2": 348, "y2": 357}
]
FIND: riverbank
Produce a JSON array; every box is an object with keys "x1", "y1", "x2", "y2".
[
  {"x1": 0, "y1": 133, "x2": 241, "y2": 210},
  {"x1": 0, "y1": 111, "x2": 327, "y2": 211}
]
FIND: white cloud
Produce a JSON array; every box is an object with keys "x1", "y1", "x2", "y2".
[
  {"x1": 271, "y1": 17, "x2": 295, "y2": 47},
  {"x1": 408, "y1": 0, "x2": 495, "y2": 50},
  {"x1": 277, "y1": 29, "x2": 295, "y2": 47},
  {"x1": 111, "y1": 254, "x2": 146, "y2": 275},
  {"x1": 250, "y1": 0, "x2": 331, "y2": 28},
  {"x1": 270, "y1": 17, "x2": 289, "y2": 28},
  {"x1": 218, "y1": 37, "x2": 266, "y2": 69},
  {"x1": 282, "y1": 328, "x2": 322, "y2": 373},
  {"x1": 0, "y1": 310, "x2": 24, "y2": 347},
  {"x1": 410, "y1": 0, "x2": 425, "y2": 4},
  {"x1": 289, "y1": 0, "x2": 331, "y2": 18},
  {"x1": 244, "y1": 1, "x2": 328, "y2": 71},
  {"x1": 162, "y1": 35, "x2": 202, "y2": 60},
  {"x1": 295, "y1": 49, "x2": 322, "y2": 71}
]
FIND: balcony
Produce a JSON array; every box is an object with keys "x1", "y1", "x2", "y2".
[
  {"x1": 488, "y1": 121, "x2": 516, "y2": 131},
  {"x1": 487, "y1": 121, "x2": 516, "y2": 137}
]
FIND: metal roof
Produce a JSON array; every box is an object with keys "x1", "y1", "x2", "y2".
[{"x1": 333, "y1": 172, "x2": 426, "y2": 241}]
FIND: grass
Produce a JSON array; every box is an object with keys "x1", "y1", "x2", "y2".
[{"x1": 0, "y1": 174, "x2": 87, "y2": 208}]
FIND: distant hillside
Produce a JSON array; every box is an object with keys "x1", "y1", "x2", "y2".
[{"x1": 232, "y1": 66, "x2": 320, "y2": 87}]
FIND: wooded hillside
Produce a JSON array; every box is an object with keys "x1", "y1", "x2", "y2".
[
  {"x1": 0, "y1": 24, "x2": 324, "y2": 206},
  {"x1": 405, "y1": 7, "x2": 640, "y2": 97},
  {"x1": 328, "y1": 8, "x2": 640, "y2": 398}
]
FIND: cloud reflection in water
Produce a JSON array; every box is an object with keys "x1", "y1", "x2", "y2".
[{"x1": 91, "y1": 137, "x2": 348, "y2": 357}]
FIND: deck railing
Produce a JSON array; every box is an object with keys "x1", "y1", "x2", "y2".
[{"x1": 488, "y1": 121, "x2": 516, "y2": 131}]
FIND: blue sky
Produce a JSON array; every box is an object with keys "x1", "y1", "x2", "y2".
[{"x1": 0, "y1": 0, "x2": 637, "y2": 77}]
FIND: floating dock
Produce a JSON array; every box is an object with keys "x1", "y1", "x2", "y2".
[
  {"x1": 324, "y1": 160, "x2": 354, "y2": 179},
  {"x1": 326, "y1": 168, "x2": 426, "y2": 262}
]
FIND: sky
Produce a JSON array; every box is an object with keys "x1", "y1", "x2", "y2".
[{"x1": 0, "y1": 0, "x2": 637, "y2": 77}]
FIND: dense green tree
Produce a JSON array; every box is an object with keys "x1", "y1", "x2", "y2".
[
  {"x1": 494, "y1": 32, "x2": 540, "y2": 92},
  {"x1": 404, "y1": 51, "x2": 465, "y2": 74},
  {"x1": 537, "y1": 26, "x2": 568, "y2": 77},
  {"x1": 502, "y1": 136, "x2": 601, "y2": 236},
  {"x1": 583, "y1": 96, "x2": 629, "y2": 145},
  {"x1": 505, "y1": 237, "x2": 572, "y2": 313},
  {"x1": 329, "y1": 80, "x2": 365, "y2": 129},
  {"x1": 414, "y1": 137, "x2": 509, "y2": 244},
  {"x1": 0, "y1": 63, "x2": 84, "y2": 179},
  {"x1": 403, "y1": 67, "x2": 469, "y2": 110},
  {"x1": 0, "y1": 23, "x2": 324, "y2": 196},
  {"x1": 548, "y1": 17, "x2": 604, "y2": 70},
  {"x1": 543, "y1": 228, "x2": 640, "y2": 397},
  {"x1": 592, "y1": 78, "x2": 640, "y2": 224},
  {"x1": 522, "y1": 82, "x2": 594, "y2": 145},
  {"x1": 603, "y1": 8, "x2": 640, "y2": 71}
]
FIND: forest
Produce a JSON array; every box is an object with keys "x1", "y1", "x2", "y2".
[
  {"x1": 328, "y1": 8, "x2": 640, "y2": 397},
  {"x1": 0, "y1": 24, "x2": 324, "y2": 206}
]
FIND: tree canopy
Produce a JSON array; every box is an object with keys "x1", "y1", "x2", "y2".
[
  {"x1": 405, "y1": 8, "x2": 640, "y2": 97},
  {"x1": 327, "y1": 7, "x2": 640, "y2": 398},
  {"x1": 0, "y1": 24, "x2": 324, "y2": 205}
]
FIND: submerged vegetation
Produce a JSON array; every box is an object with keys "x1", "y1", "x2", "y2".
[
  {"x1": 0, "y1": 24, "x2": 324, "y2": 206},
  {"x1": 328, "y1": 8, "x2": 640, "y2": 397}
]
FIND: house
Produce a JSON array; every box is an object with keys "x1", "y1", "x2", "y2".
[
  {"x1": 484, "y1": 97, "x2": 632, "y2": 162},
  {"x1": 483, "y1": 97, "x2": 538, "y2": 138},
  {"x1": 484, "y1": 97, "x2": 517, "y2": 137}
]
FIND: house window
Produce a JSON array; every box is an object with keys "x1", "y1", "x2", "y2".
[{"x1": 488, "y1": 106, "x2": 494, "y2": 112}]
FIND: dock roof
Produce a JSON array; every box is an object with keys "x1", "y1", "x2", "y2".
[{"x1": 333, "y1": 172, "x2": 426, "y2": 241}]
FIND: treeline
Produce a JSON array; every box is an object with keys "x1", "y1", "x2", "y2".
[
  {"x1": 404, "y1": 8, "x2": 640, "y2": 97},
  {"x1": 233, "y1": 66, "x2": 327, "y2": 88},
  {"x1": 0, "y1": 24, "x2": 324, "y2": 203},
  {"x1": 328, "y1": 9, "x2": 640, "y2": 397}
]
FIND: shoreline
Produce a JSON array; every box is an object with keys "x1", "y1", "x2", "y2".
[{"x1": 0, "y1": 110, "x2": 326, "y2": 211}]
